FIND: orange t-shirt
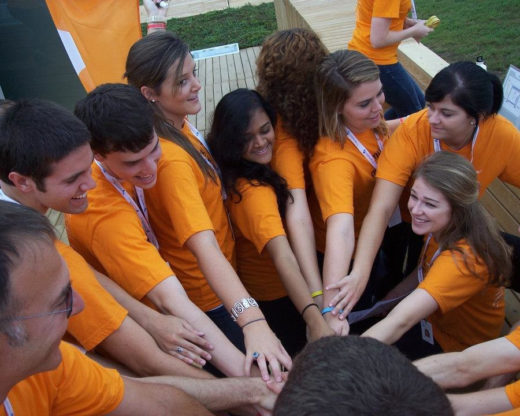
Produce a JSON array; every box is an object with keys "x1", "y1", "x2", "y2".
[
  {"x1": 348, "y1": 0, "x2": 411, "y2": 65},
  {"x1": 271, "y1": 121, "x2": 326, "y2": 252},
  {"x1": 1, "y1": 342, "x2": 124, "y2": 416},
  {"x1": 145, "y1": 124, "x2": 232, "y2": 311},
  {"x1": 66, "y1": 160, "x2": 173, "y2": 301},
  {"x1": 227, "y1": 179, "x2": 288, "y2": 301},
  {"x1": 377, "y1": 110, "x2": 520, "y2": 195},
  {"x1": 56, "y1": 241, "x2": 127, "y2": 351},
  {"x1": 503, "y1": 328, "x2": 520, "y2": 409},
  {"x1": 45, "y1": 0, "x2": 141, "y2": 92},
  {"x1": 310, "y1": 130, "x2": 386, "y2": 238},
  {"x1": 418, "y1": 240, "x2": 505, "y2": 352}
]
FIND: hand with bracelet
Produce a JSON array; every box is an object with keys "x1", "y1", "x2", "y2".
[
  {"x1": 143, "y1": 0, "x2": 168, "y2": 33},
  {"x1": 232, "y1": 298, "x2": 292, "y2": 382}
]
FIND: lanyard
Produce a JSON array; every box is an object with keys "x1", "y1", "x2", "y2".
[
  {"x1": 3, "y1": 398, "x2": 14, "y2": 416},
  {"x1": 185, "y1": 120, "x2": 227, "y2": 200},
  {"x1": 410, "y1": 0, "x2": 417, "y2": 20},
  {"x1": 433, "y1": 126, "x2": 479, "y2": 163},
  {"x1": 345, "y1": 128, "x2": 383, "y2": 170},
  {"x1": 417, "y1": 234, "x2": 441, "y2": 282},
  {"x1": 95, "y1": 161, "x2": 159, "y2": 249}
]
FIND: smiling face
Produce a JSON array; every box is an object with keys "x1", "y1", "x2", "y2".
[
  {"x1": 340, "y1": 79, "x2": 384, "y2": 134},
  {"x1": 242, "y1": 108, "x2": 275, "y2": 165},
  {"x1": 31, "y1": 143, "x2": 96, "y2": 214},
  {"x1": 95, "y1": 133, "x2": 162, "y2": 189},
  {"x1": 408, "y1": 176, "x2": 452, "y2": 239},
  {"x1": 427, "y1": 95, "x2": 476, "y2": 149},
  {"x1": 7, "y1": 239, "x2": 84, "y2": 378},
  {"x1": 151, "y1": 53, "x2": 201, "y2": 128}
]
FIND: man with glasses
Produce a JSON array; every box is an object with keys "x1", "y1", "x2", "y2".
[{"x1": 0, "y1": 201, "x2": 212, "y2": 415}]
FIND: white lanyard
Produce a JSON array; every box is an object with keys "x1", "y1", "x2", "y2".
[
  {"x1": 3, "y1": 398, "x2": 14, "y2": 416},
  {"x1": 186, "y1": 120, "x2": 227, "y2": 200},
  {"x1": 345, "y1": 127, "x2": 383, "y2": 170},
  {"x1": 95, "y1": 161, "x2": 159, "y2": 249},
  {"x1": 410, "y1": 0, "x2": 417, "y2": 20},
  {"x1": 433, "y1": 126, "x2": 479, "y2": 163},
  {"x1": 417, "y1": 234, "x2": 441, "y2": 282}
]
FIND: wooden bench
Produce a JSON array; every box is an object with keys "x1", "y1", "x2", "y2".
[{"x1": 274, "y1": 0, "x2": 520, "y2": 327}]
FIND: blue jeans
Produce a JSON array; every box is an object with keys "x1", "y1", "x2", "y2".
[{"x1": 378, "y1": 62, "x2": 425, "y2": 119}]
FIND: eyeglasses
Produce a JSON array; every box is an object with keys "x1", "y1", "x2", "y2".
[{"x1": 12, "y1": 285, "x2": 73, "y2": 321}]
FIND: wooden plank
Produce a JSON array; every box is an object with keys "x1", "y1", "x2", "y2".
[
  {"x1": 246, "y1": 47, "x2": 258, "y2": 84},
  {"x1": 219, "y1": 55, "x2": 230, "y2": 83},
  {"x1": 233, "y1": 50, "x2": 245, "y2": 83},
  {"x1": 239, "y1": 49, "x2": 254, "y2": 81},
  {"x1": 196, "y1": 58, "x2": 207, "y2": 131},
  {"x1": 481, "y1": 191, "x2": 520, "y2": 235},
  {"x1": 487, "y1": 180, "x2": 520, "y2": 224}
]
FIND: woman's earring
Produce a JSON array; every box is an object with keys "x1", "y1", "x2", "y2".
[
  {"x1": 151, "y1": 99, "x2": 156, "y2": 103},
  {"x1": 470, "y1": 120, "x2": 476, "y2": 126}
]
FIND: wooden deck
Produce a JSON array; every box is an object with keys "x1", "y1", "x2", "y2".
[{"x1": 188, "y1": 46, "x2": 260, "y2": 136}]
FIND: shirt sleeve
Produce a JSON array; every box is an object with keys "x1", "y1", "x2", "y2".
[
  {"x1": 53, "y1": 342, "x2": 125, "y2": 415},
  {"x1": 153, "y1": 158, "x2": 215, "y2": 246},
  {"x1": 229, "y1": 182, "x2": 286, "y2": 253},
  {"x1": 91, "y1": 207, "x2": 173, "y2": 300},
  {"x1": 418, "y1": 249, "x2": 488, "y2": 314}
]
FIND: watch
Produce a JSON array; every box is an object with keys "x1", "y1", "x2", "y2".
[{"x1": 230, "y1": 297, "x2": 258, "y2": 321}]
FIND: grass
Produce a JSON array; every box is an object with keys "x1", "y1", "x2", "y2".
[
  {"x1": 414, "y1": 0, "x2": 520, "y2": 80},
  {"x1": 142, "y1": 2, "x2": 276, "y2": 50}
]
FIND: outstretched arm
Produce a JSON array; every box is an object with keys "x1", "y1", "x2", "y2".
[
  {"x1": 448, "y1": 388, "x2": 513, "y2": 416},
  {"x1": 362, "y1": 288, "x2": 438, "y2": 344},
  {"x1": 415, "y1": 336, "x2": 520, "y2": 389},
  {"x1": 284, "y1": 189, "x2": 324, "y2": 307},
  {"x1": 266, "y1": 236, "x2": 334, "y2": 341},
  {"x1": 330, "y1": 179, "x2": 404, "y2": 318},
  {"x1": 186, "y1": 230, "x2": 292, "y2": 382},
  {"x1": 110, "y1": 376, "x2": 213, "y2": 416},
  {"x1": 93, "y1": 268, "x2": 213, "y2": 366},
  {"x1": 137, "y1": 375, "x2": 278, "y2": 415},
  {"x1": 146, "y1": 275, "x2": 248, "y2": 377},
  {"x1": 322, "y1": 213, "x2": 355, "y2": 335}
]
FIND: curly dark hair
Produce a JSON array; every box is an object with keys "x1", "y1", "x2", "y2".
[
  {"x1": 256, "y1": 28, "x2": 327, "y2": 156},
  {"x1": 207, "y1": 89, "x2": 293, "y2": 217}
]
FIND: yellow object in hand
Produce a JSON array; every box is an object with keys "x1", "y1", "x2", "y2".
[{"x1": 425, "y1": 15, "x2": 440, "y2": 28}]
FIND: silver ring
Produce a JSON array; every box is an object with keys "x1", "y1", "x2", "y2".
[
  {"x1": 252, "y1": 351, "x2": 260, "y2": 359},
  {"x1": 176, "y1": 346, "x2": 184, "y2": 354}
]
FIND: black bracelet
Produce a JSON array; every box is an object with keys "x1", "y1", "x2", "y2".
[
  {"x1": 240, "y1": 317, "x2": 266, "y2": 329},
  {"x1": 301, "y1": 302, "x2": 319, "y2": 317}
]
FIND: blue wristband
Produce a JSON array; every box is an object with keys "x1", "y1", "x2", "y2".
[{"x1": 321, "y1": 306, "x2": 334, "y2": 316}]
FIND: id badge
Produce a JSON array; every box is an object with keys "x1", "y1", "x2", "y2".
[{"x1": 420, "y1": 319, "x2": 434, "y2": 345}]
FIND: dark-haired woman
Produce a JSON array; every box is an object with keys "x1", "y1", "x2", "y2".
[
  {"x1": 208, "y1": 89, "x2": 334, "y2": 356},
  {"x1": 328, "y1": 61, "x2": 520, "y2": 320},
  {"x1": 125, "y1": 32, "x2": 291, "y2": 381},
  {"x1": 363, "y1": 151, "x2": 511, "y2": 359}
]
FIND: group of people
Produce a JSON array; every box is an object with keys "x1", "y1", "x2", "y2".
[{"x1": 1, "y1": 0, "x2": 520, "y2": 414}]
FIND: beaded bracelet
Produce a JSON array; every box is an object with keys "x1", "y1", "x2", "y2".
[{"x1": 311, "y1": 290, "x2": 323, "y2": 298}]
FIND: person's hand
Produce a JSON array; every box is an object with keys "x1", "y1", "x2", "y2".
[
  {"x1": 323, "y1": 312, "x2": 350, "y2": 335},
  {"x1": 411, "y1": 20, "x2": 433, "y2": 42},
  {"x1": 147, "y1": 313, "x2": 213, "y2": 366},
  {"x1": 307, "y1": 318, "x2": 335, "y2": 341},
  {"x1": 325, "y1": 270, "x2": 368, "y2": 320},
  {"x1": 142, "y1": 0, "x2": 168, "y2": 20},
  {"x1": 404, "y1": 17, "x2": 418, "y2": 29},
  {"x1": 243, "y1": 321, "x2": 292, "y2": 382}
]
